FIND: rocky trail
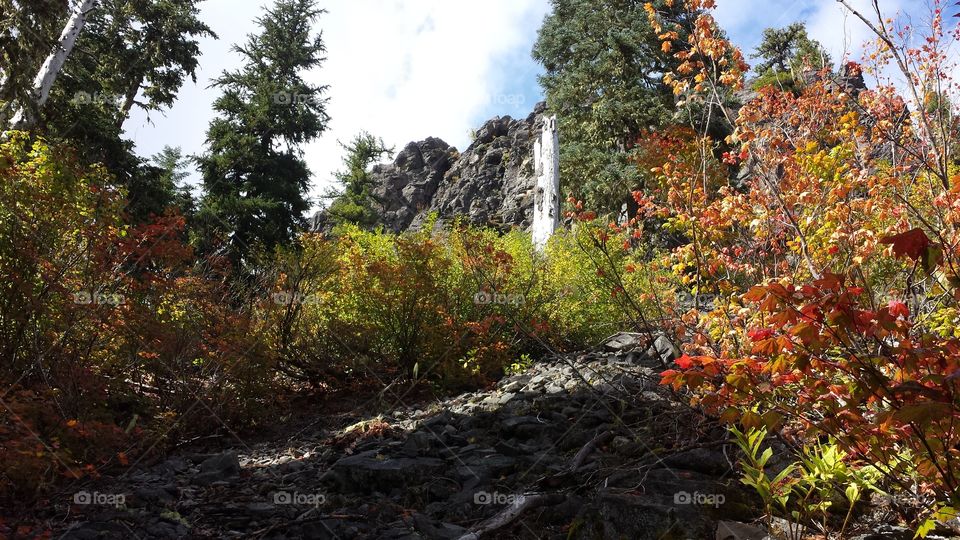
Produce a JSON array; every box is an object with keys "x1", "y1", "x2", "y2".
[{"x1": 19, "y1": 337, "x2": 927, "y2": 539}]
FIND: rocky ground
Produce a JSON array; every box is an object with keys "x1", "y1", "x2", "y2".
[{"x1": 14, "y1": 335, "x2": 957, "y2": 539}]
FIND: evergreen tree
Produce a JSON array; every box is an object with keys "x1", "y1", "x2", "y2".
[
  {"x1": 195, "y1": 0, "x2": 329, "y2": 268},
  {"x1": 39, "y1": 0, "x2": 215, "y2": 183},
  {"x1": 751, "y1": 23, "x2": 831, "y2": 91},
  {"x1": 124, "y1": 145, "x2": 196, "y2": 222},
  {"x1": 326, "y1": 132, "x2": 393, "y2": 229},
  {"x1": 532, "y1": 0, "x2": 697, "y2": 215},
  {"x1": 2, "y1": 0, "x2": 215, "y2": 229}
]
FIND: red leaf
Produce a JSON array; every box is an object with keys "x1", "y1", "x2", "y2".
[
  {"x1": 743, "y1": 286, "x2": 768, "y2": 302},
  {"x1": 748, "y1": 328, "x2": 774, "y2": 342},
  {"x1": 814, "y1": 272, "x2": 843, "y2": 291},
  {"x1": 880, "y1": 228, "x2": 931, "y2": 261},
  {"x1": 675, "y1": 355, "x2": 694, "y2": 369},
  {"x1": 888, "y1": 300, "x2": 909, "y2": 319}
]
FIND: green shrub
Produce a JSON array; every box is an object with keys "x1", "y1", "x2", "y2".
[{"x1": 262, "y1": 221, "x2": 665, "y2": 391}]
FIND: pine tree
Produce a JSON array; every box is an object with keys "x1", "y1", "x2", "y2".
[
  {"x1": 326, "y1": 132, "x2": 393, "y2": 229},
  {"x1": 123, "y1": 145, "x2": 196, "y2": 222},
  {"x1": 751, "y1": 23, "x2": 831, "y2": 92},
  {"x1": 195, "y1": 0, "x2": 329, "y2": 268},
  {"x1": 38, "y1": 0, "x2": 215, "y2": 179}
]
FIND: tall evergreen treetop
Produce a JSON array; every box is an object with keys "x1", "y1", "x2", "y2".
[
  {"x1": 326, "y1": 132, "x2": 394, "y2": 230},
  {"x1": 196, "y1": 0, "x2": 329, "y2": 267}
]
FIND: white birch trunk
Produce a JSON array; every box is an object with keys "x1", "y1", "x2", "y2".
[{"x1": 8, "y1": 0, "x2": 97, "y2": 129}]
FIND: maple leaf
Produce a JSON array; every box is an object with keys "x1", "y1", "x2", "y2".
[
  {"x1": 675, "y1": 355, "x2": 696, "y2": 369},
  {"x1": 880, "y1": 228, "x2": 931, "y2": 261},
  {"x1": 747, "y1": 328, "x2": 774, "y2": 342},
  {"x1": 888, "y1": 300, "x2": 909, "y2": 319}
]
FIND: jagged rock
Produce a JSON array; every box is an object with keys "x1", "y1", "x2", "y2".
[
  {"x1": 43, "y1": 350, "x2": 765, "y2": 539},
  {"x1": 412, "y1": 513, "x2": 468, "y2": 540},
  {"x1": 603, "y1": 332, "x2": 646, "y2": 352},
  {"x1": 410, "y1": 103, "x2": 547, "y2": 232},
  {"x1": 645, "y1": 335, "x2": 679, "y2": 365},
  {"x1": 570, "y1": 492, "x2": 717, "y2": 540},
  {"x1": 312, "y1": 102, "x2": 549, "y2": 234},
  {"x1": 327, "y1": 450, "x2": 446, "y2": 492},
  {"x1": 371, "y1": 137, "x2": 460, "y2": 232}
]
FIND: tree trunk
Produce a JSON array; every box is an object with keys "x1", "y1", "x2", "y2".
[{"x1": 7, "y1": 0, "x2": 97, "y2": 130}]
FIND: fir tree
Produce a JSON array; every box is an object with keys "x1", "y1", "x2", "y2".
[{"x1": 195, "y1": 0, "x2": 330, "y2": 268}]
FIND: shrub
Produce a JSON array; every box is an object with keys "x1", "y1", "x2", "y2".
[
  {"x1": 261, "y1": 221, "x2": 658, "y2": 391},
  {"x1": 581, "y1": 1, "x2": 960, "y2": 532},
  {"x1": 0, "y1": 133, "x2": 276, "y2": 503}
]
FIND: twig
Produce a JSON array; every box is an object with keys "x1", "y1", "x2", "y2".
[
  {"x1": 569, "y1": 430, "x2": 614, "y2": 473},
  {"x1": 455, "y1": 492, "x2": 566, "y2": 540}
]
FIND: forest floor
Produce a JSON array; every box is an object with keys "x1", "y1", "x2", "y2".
[{"x1": 11, "y1": 337, "x2": 942, "y2": 539}]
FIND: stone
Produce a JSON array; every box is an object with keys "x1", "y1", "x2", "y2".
[
  {"x1": 245, "y1": 502, "x2": 276, "y2": 517},
  {"x1": 328, "y1": 450, "x2": 445, "y2": 492},
  {"x1": 192, "y1": 451, "x2": 241, "y2": 485},
  {"x1": 850, "y1": 525, "x2": 914, "y2": 540},
  {"x1": 501, "y1": 380, "x2": 524, "y2": 393},
  {"x1": 412, "y1": 513, "x2": 468, "y2": 540},
  {"x1": 645, "y1": 335, "x2": 679, "y2": 365},
  {"x1": 41, "y1": 349, "x2": 769, "y2": 540},
  {"x1": 610, "y1": 436, "x2": 642, "y2": 457},
  {"x1": 132, "y1": 484, "x2": 177, "y2": 506},
  {"x1": 662, "y1": 448, "x2": 732, "y2": 476},
  {"x1": 716, "y1": 520, "x2": 770, "y2": 540},
  {"x1": 603, "y1": 332, "x2": 646, "y2": 352}
]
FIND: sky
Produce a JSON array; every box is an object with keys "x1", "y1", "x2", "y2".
[{"x1": 121, "y1": 0, "x2": 932, "y2": 212}]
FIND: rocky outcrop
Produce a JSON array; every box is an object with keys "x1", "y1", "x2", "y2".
[
  {"x1": 314, "y1": 102, "x2": 549, "y2": 234},
  {"x1": 366, "y1": 137, "x2": 460, "y2": 232}
]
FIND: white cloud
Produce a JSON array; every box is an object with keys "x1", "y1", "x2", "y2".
[{"x1": 124, "y1": 0, "x2": 549, "y2": 212}]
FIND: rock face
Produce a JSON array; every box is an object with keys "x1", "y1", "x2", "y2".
[
  {"x1": 314, "y1": 102, "x2": 549, "y2": 234},
  {"x1": 368, "y1": 137, "x2": 459, "y2": 233}
]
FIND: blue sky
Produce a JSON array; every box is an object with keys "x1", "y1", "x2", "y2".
[{"x1": 121, "y1": 0, "x2": 928, "y2": 210}]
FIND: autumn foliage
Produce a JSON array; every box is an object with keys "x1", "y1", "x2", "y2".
[
  {"x1": 628, "y1": 0, "x2": 960, "y2": 526},
  {"x1": 0, "y1": 133, "x2": 275, "y2": 503}
]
